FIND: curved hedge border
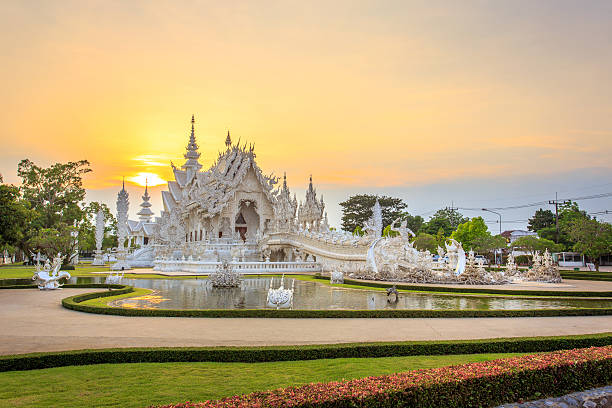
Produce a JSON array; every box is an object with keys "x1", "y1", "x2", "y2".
[
  {"x1": 316, "y1": 276, "x2": 612, "y2": 298},
  {"x1": 156, "y1": 346, "x2": 612, "y2": 408},
  {"x1": 2, "y1": 333, "x2": 612, "y2": 372},
  {"x1": 61, "y1": 286, "x2": 612, "y2": 318}
]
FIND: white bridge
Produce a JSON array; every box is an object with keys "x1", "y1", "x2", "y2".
[{"x1": 153, "y1": 259, "x2": 321, "y2": 274}]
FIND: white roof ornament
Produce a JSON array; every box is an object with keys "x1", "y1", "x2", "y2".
[{"x1": 137, "y1": 180, "x2": 154, "y2": 222}]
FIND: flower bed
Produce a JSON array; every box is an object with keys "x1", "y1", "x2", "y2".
[{"x1": 157, "y1": 346, "x2": 612, "y2": 408}]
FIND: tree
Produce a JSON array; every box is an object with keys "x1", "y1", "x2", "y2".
[
  {"x1": 539, "y1": 201, "x2": 589, "y2": 250},
  {"x1": 340, "y1": 195, "x2": 407, "y2": 232},
  {"x1": 566, "y1": 217, "x2": 612, "y2": 271},
  {"x1": 527, "y1": 208, "x2": 555, "y2": 232},
  {"x1": 401, "y1": 213, "x2": 424, "y2": 235},
  {"x1": 413, "y1": 233, "x2": 437, "y2": 253},
  {"x1": 471, "y1": 234, "x2": 507, "y2": 263},
  {"x1": 18, "y1": 159, "x2": 91, "y2": 229},
  {"x1": 17, "y1": 159, "x2": 92, "y2": 264},
  {"x1": 451, "y1": 217, "x2": 489, "y2": 251},
  {"x1": 511, "y1": 235, "x2": 563, "y2": 258},
  {"x1": 0, "y1": 182, "x2": 33, "y2": 256},
  {"x1": 382, "y1": 225, "x2": 398, "y2": 238},
  {"x1": 422, "y1": 208, "x2": 468, "y2": 237}
]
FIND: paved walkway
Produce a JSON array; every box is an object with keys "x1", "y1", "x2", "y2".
[{"x1": 1, "y1": 288, "x2": 611, "y2": 356}]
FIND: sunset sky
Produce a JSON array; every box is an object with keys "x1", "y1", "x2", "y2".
[{"x1": 1, "y1": 1, "x2": 611, "y2": 229}]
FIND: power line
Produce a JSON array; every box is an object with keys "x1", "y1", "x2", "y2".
[{"x1": 457, "y1": 191, "x2": 612, "y2": 212}]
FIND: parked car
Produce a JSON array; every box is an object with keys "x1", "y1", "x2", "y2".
[{"x1": 474, "y1": 255, "x2": 489, "y2": 265}]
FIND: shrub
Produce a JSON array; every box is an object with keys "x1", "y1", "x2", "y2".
[
  {"x1": 156, "y1": 346, "x2": 612, "y2": 408},
  {"x1": 2, "y1": 334, "x2": 611, "y2": 372}
]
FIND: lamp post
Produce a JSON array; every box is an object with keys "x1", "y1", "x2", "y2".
[{"x1": 482, "y1": 208, "x2": 502, "y2": 266}]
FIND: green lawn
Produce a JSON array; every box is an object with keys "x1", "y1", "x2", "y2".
[{"x1": 0, "y1": 353, "x2": 525, "y2": 408}]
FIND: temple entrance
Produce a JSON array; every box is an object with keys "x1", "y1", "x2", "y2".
[
  {"x1": 235, "y1": 213, "x2": 247, "y2": 241},
  {"x1": 235, "y1": 200, "x2": 260, "y2": 241}
]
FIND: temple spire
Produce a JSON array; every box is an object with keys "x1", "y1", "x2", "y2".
[
  {"x1": 225, "y1": 130, "x2": 232, "y2": 148},
  {"x1": 182, "y1": 114, "x2": 202, "y2": 172},
  {"x1": 137, "y1": 179, "x2": 154, "y2": 222}
]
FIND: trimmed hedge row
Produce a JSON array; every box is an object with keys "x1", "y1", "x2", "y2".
[
  {"x1": 2, "y1": 333, "x2": 612, "y2": 372},
  {"x1": 158, "y1": 346, "x2": 612, "y2": 408},
  {"x1": 318, "y1": 276, "x2": 612, "y2": 297},
  {"x1": 61, "y1": 288, "x2": 612, "y2": 318}
]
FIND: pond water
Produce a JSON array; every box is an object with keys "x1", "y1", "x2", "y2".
[{"x1": 13, "y1": 276, "x2": 607, "y2": 311}]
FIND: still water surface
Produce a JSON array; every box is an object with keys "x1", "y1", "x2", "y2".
[{"x1": 68, "y1": 276, "x2": 612, "y2": 311}]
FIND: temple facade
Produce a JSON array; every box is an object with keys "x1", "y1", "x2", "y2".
[{"x1": 136, "y1": 115, "x2": 328, "y2": 263}]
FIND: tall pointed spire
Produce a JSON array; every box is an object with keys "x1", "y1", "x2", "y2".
[
  {"x1": 137, "y1": 179, "x2": 154, "y2": 222},
  {"x1": 182, "y1": 114, "x2": 202, "y2": 172},
  {"x1": 225, "y1": 130, "x2": 232, "y2": 148}
]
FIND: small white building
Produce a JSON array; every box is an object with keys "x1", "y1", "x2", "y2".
[{"x1": 502, "y1": 230, "x2": 538, "y2": 244}]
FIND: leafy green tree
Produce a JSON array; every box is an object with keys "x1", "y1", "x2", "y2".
[
  {"x1": 353, "y1": 226, "x2": 364, "y2": 236},
  {"x1": 422, "y1": 208, "x2": 468, "y2": 236},
  {"x1": 17, "y1": 159, "x2": 92, "y2": 264},
  {"x1": 511, "y1": 235, "x2": 563, "y2": 257},
  {"x1": 566, "y1": 217, "x2": 612, "y2": 272},
  {"x1": 340, "y1": 195, "x2": 407, "y2": 232},
  {"x1": 435, "y1": 227, "x2": 446, "y2": 247},
  {"x1": 527, "y1": 208, "x2": 555, "y2": 232},
  {"x1": 18, "y1": 159, "x2": 91, "y2": 229},
  {"x1": 382, "y1": 225, "x2": 398, "y2": 238},
  {"x1": 0, "y1": 181, "x2": 34, "y2": 256},
  {"x1": 538, "y1": 202, "x2": 589, "y2": 250},
  {"x1": 401, "y1": 213, "x2": 424, "y2": 235},
  {"x1": 450, "y1": 216, "x2": 489, "y2": 251},
  {"x1": 413, "y1": 233, "x2": 437, "y2": 253},
  {"x1": 471, "y1": 234, "x2": 507, "y2": 262}
]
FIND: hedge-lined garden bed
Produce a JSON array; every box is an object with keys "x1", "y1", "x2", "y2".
[
  {"x1": 156, "y1": 346, "x2": 612, "y2": 408},
  {"x1": 2, "y1": 333, "x2": 611, "y2": 372},
  {"x1": 315, "y1": 275, "x2": 612, "y2": 298},
  {"x1": 61, "y1": 287, "x2": 612, "y2": 318}
]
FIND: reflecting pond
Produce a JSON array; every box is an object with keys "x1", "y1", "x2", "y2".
[
  {"x1": 3, "y1": 276, "x2": 610, "y2": 310},
  {"x1": 41, "y1": 276, "x2": 612, "y2": 310}
]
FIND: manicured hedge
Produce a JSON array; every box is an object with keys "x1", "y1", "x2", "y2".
[
  {"x1": 319, "y1": 276, "x2": 612, "y2": 298},
  {"x1": 60, "y1": 286, "x2": 612, "y2": 318},
  {"x1": 2, "y1": 333, "x2": 612, "y2": 372},
  {"x1": 156, "y1": 346, "x2": 612, "y2": 408}
]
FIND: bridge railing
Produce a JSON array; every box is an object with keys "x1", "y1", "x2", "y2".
[{"x1": 153, "y1": 259, "x2": 321, "y2": 274}]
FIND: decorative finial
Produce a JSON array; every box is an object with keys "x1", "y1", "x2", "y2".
[
  {"x1": 122, "y1": 176, "x2": 125, "y2": 191},
  {"x1": 225, "y1": 130, "x2": 232, "y2": 147}
]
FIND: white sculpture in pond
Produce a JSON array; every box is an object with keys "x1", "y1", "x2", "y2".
[
  {"x1": 330, "y1": 270, "x2": 344, "y2": 284},
  {"x1": 209, "y1": 259, "x2": 242, "y2": 287},
  {"x1": 267, "y1": 274, "x2": 294, "y2": 309},
  {"x1": 92, "y1": 209, "x2": 106, "y2": 266},
  {"x1": 32, "y1": 254, "x2": 71, "y2": 290},
  {"x1": 105, "y1": 270, "x2": 124, "y2": 285}
]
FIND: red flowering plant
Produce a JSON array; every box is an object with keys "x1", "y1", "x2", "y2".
[{"x1": 156, "y1": 346, "x2": 612, "y2": 408}]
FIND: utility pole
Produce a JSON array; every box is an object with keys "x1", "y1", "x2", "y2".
[{"x1": 548, "y1": 192, "x2": 570, "y2": 243}]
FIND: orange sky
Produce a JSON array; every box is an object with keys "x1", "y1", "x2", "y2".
[{"x1": 1, "y1": 1, "x2": 611, "y2": 227}]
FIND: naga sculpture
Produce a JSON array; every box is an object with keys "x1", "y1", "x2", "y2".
[{"x1": 32, "y1": 254, "x2": 71, "y2": 290}]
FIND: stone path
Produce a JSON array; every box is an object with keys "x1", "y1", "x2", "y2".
[
  {"x1": 1, "y1": 288, "x2": 611, "y2": 356},
  {"x1": 497, "y1": 385, "x2": 612, "y2": 407}
]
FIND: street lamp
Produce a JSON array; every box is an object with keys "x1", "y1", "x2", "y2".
[{"x1": 482, "y1": 208, "x2": 502, "y2": 266}]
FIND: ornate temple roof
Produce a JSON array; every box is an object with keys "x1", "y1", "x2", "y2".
[{"x1": 160, "y1": 118, "x2": 279, "y2": 219}]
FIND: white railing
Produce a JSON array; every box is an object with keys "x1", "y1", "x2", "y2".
[{"x1": 153, "y1": 259, "x2": 321, "y2": 274}]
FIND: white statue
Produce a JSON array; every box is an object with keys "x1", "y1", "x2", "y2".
[
  {"x1": 92, "y1": 209, "x2": 106, "y2": 265},
  {"x1": 330, "y1": 270, "x2": 344, "y2": 284},
  {"x1": 32, "y1": 253, "x2": 71, "y2": 290},
  {"x1": 266, "y1": 274, "x2": 295, "y2": 309},
  {"x1": 111, "y1": 180, "x2": 132, "y2": 271},
  {"x1": 209, "y1": 260, "x2": 242, "y2": 287},
  {"x1": 390, "y1": 217, "x2": 415, "y2": 243}
]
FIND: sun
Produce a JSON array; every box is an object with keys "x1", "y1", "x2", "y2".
[{"x1": 127, "y1": 172, "x2": 167, "y2": 187}]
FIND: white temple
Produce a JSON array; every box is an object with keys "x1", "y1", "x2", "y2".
[{"x1": 113, "y1": 115, "x2": 561, "y2": 284}]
